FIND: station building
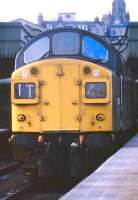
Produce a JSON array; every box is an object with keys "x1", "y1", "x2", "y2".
[
  {"x1": 0, "y1": 0, "x2": 130, "y2": 79},
  {"x1": 0, "y1": 20, "x2": 45, "y2": 78},
  {"x1": 0, "y1": 20, "x2": 45, "y2": 128},
  {"x1": 37, "y1": 0, "x2": 129, "y2": 37},
  {"x1": 127, "y1": 23, "x2": 138, "y2": 124}
]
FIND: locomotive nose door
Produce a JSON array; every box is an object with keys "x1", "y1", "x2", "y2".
[{"x1": 41, "y1": 63, "x2": 80, "y2": 132}]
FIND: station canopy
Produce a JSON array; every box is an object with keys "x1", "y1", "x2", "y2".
[{"x1": 0, "y1": 20, "x2": 45, "y2": 58}]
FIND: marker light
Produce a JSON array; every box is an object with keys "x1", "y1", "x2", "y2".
[
  {"x1": 83, "y1": 66, "x2": 91, "y2": 74},
  {"x1": 30, "y1": 67, "x2": 39, "y2": 75}
]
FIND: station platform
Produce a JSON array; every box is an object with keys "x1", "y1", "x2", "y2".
[
  {"x1": 60, "y1": 133, "x2": 138, "y2": 200},
  {"x1": 0, "y1": 129, "x2": 9, "y2": 133},
  {"x1": 0, "y1": 129, "x2": 10, "y2": 154}
]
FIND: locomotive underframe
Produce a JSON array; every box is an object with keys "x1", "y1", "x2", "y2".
[{"x1": 12, "y1": 132, "x2": 119, "y2": 179}]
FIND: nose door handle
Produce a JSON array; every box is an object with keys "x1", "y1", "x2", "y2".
[
  {"x1": 72, "y1": 100, "x2": 78, "y2": 105},
  {"x1": 44, "y1": 100, "x2": 49, "y2": 105}
]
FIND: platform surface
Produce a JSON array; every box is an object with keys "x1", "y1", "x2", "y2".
[
  {"x1": 60, "y1": 134, "x2": 138, "y2": 200},
  {"x1": 0, "y1": 129, "x2": 9, "y2": 133}
]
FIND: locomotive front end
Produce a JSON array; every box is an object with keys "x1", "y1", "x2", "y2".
[
  {"x1": 11, "y1": 28, "x2": 120, "y2": 178},
  {"x1": 11, "y1": 59, "x2": 112, "y2": 134}
]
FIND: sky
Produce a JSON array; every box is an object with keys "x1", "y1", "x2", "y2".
[{"x1": 0, "y1": 0, "x2": 137, "y2": 23}]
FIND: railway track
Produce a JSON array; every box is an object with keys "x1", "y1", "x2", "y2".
[
  {"x1": 16, "y1": 191, "x2": 64, "y2": 200},
  {"x1": 0, "y1": 147, "x2": 120, "y2": 200},
  {"x1": 0, "y1": 153, "x2": 69, "y2": 200},
  {"x1": 0, "y1": 168, "x2": 31, "y2": 200},
  {"x1": 0, "y1": 159, "x2": 20, "y2": 176},
  {"x1": 0, "y1": 152, "x2": 20, "y2": 175},
  {"x1": 0, "y1": 159, "x2": 67, "y2": 200},
  {"x1": 0, "y1": 153, "x2": 10, "y2": 162},
  {"x1": 0, "y1": 131, "x2": 131, "y2": 200},
  {"x1": 0, "y1": 174, "x2": 66, "y2": 200},
  {"x1": 7, "y1": 177, "x2": 70, "y2": 200},
  {"x1": 0, "y1": 153, "x2": 31, "y2": 200}
]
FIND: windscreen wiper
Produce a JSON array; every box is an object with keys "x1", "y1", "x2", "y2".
[
  {"x1": 93, "y1": 58, "x2": 106, "y2": 63},
  {"x1": 38, "y1": 51, "x2": 50, "y2": 60}
]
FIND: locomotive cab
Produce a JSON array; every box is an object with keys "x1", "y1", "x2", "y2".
[
  {"x1": 12, "y1": 29, "x2": 118, "y2": 133},
  {"x1": 11, "y1": 28, "x2": 133, "y2": 178}
]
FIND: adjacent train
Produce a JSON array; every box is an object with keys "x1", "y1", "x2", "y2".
[
  {"x1": 11, "y1": 28, "x2": 134, "y2": 179},
  {"x1": 0, "y1": 78, "x2": 11, "y2": 154}
]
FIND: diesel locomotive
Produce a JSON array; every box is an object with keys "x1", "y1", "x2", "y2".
[{"x1": 11, "y1": 28, "x2": 134, "y2": 178}]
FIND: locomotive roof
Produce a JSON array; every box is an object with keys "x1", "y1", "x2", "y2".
[
  {"x1": 15, "y1": 27, "x2": 121, "y2": 73},
  {"x1": 18, "y1": 27, "x2": 116, "y2": 53}
]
